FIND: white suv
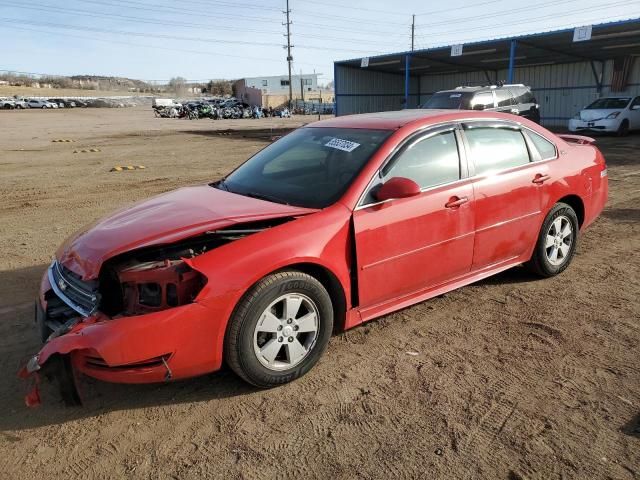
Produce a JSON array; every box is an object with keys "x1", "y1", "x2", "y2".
[{"x1": 569, "y1": 96, "x2": 640, "y2": 136}]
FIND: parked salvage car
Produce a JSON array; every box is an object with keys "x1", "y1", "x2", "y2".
[
  {"x1": 422, "y1": 84, "x2": 540, "y2": 123},
  {"x1": 569, "y1": 96, "x2": 640, "y2": 136},
  {"x1": 13, "y1": 97, "x2": 29, "y2": 109},
  {"x1": 49, "y1": 98, "x2": 76, "y2": 108},
  {"x1": 0, "y1": 97, "x2": 16, "y2": 109},
  {"x1": 27, "y1": 99, "x2": 57, "y2": 109},
  {"x1": 20, "y1": 110, "x2": 608, "y2": 406}
]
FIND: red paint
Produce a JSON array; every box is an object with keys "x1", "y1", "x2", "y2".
[
  {"x1": 375, "y1": 177, "x2": 421, "y2": 202},
  {"x1": 22, "y1": 110, "x2": 608, "y2": 401}
]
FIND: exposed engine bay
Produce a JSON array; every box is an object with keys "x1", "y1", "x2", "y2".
[{"x1": 50, "y1": 218, "x2": 293, "y2": 328}]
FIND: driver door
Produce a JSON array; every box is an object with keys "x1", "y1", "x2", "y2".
[{"x1": 353, "y1": 126, "x2": 475, "y2": 309}]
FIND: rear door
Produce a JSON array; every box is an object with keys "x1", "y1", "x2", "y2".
[
  {"x1": 353, "y1": 125, "x2": 475, "y2": 307},
  {"x1": 461, "y1": 121, "x2": 547, "y2": 270}
]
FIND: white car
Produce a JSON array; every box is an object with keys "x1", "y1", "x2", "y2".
[
  {"x1": 569, "y1": 96, "x2": 640, "y2": 136},
  {"x1": 27, "y1": 99, "x2": 57, "y2": 109},
  {"x1": 0, "y1": 97, "x2": 16, "y2": 109},
  {"x1": 13, "y1": 98, "x2": 28, "y2": 109}
]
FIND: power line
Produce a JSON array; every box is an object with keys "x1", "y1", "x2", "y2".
[
  {"x1": 414, "y1": 0, "x2": 638, "y2": 40},
  {"x1": 75, "y1": 0, "x2": 404, "y2": 36},
  {"x1": 0, "y1": 17, "x2": 390, "y2": 54},
  {"x1": 0, "y1": 1, "x2": 402, "y2": 45},
  {"x1": 2, "y1": 24, "x2": 329, "y2": 70},
  {"x1": 415, "y1": 0, "x2": 596, "y2": 29},
  {"x1": 413, "y1": 13, "x2": 640, "y2": 49},
  {"x1": 416, "y1": 0, "x2": 504, "y2": 15}
]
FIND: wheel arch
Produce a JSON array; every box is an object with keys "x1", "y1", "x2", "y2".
[
  {"x1": 556, "y1": 194, "x2": 585, "y2": 228},
  {"x1": 274, "y1": 262, "x2": 348, "y2": 334}
]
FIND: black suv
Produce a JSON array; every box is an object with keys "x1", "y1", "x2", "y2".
[{"x1": 422, "y1": 84, "x2": 540, "y2": 123}]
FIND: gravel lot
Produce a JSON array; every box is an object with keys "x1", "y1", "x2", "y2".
[{"x1": 0, "y1": 107, "x2": 638, "y2": 479}]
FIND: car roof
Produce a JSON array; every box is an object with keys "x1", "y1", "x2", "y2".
[{"x1": 305, "y1": 109, "x2": 530, "y2": 130}]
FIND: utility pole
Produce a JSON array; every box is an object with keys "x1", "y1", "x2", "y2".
[
  {"x1": 284, "y1": 0, "x2": 293, "y2": 110},
  {"x1": 411, "y1": 14, "x2": 415, "y2": 51}
]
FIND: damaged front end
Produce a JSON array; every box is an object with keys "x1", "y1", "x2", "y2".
[{"x1": 19, "y1": 220, "x2": 290, "y2": 407}]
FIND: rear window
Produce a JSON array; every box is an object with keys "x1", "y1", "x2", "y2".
[
  {"x1": 527, "y1": 131, "x2": 557, "y2": 161},
  {"x1": 586, "y1": 98, "x2": 630, "y2": 109},
  {"x1": 422, "y1": 92, "x2": 473, "y2": 109},
  {"x1": 465, "y1": 126, "x2": 531, "y2": 175}
]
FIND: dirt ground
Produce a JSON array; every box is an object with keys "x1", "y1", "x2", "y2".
[{"x1": 0, "y1": 107, "x2": 638, "y2": 479}]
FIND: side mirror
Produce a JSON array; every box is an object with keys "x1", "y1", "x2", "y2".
[
  {"x1": 631, "y1": 105, "x2": 640, "y2": 110},
  {"x1": 375, "y1": 177, "x2": 421, "y2": 202},
  {"x1": 472, "y1": 103, "x2": 485, "y2": 111}
]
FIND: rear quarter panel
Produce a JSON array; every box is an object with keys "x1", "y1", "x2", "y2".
[{"x1": 545, "y1": 139, "x2": 607, "y2": 229}]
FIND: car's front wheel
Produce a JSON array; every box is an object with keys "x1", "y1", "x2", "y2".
[
  {"x1": 526, "y1": 202, "x2": 579, "y2": 277},
  {"x1": 617, "y1": 119, "x2": 630, "y2": 137},
  {"x1": 225, "y1": 270, "x2": 333, "y2": 388}
]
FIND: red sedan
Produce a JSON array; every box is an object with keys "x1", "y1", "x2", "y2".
[{"x1": 20, "y1": 110, "x2": 608, "y2": 405}]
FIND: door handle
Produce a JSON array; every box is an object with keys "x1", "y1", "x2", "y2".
[
  {"x1": 510, "y1": 108, "x2": 520, "y2": 114},
  {"x1": 445, "y1": 196, "x2": 469, "y2": 208},
  {"x1": 532, "y1": 173, "x2": 551, "y2": 184}
]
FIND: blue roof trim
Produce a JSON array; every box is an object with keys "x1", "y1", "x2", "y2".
[{"x1": 334, "y1": 17, "x2": 640, "y2": 65}]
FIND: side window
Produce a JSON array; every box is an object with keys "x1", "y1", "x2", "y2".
[
  {"x1": 630, "y1": 96, "x2": 640, "y2": 109},
  {"x1": 470, "y1": 92, "x2": 494, "y2": 110},
  {"x1": 381, "y1": 131, "x2": 460, "y2": 189},
  {"x1": 495, "y1": 89, "x2": 514, "y2": 107},
  {"x1": 508, "y1": 88, "x2": 523, "y2": 104},
  {"x1": 527, "y1": 131, "x2": 557, "y2": 161},
  {"x1": 520, "y1": 89, "x2": 535, "y2": 104},
  {"x1": 464, "y1": 126, "x2": 531, "y2": 175}
]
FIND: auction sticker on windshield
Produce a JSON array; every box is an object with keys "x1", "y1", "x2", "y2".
[{"x1": 325, "y1": 137, "x2": 361, "y2": 153}]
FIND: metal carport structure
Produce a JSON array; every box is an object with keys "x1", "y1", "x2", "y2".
[{"x1": 334, "y1": 18, "x2": 640, "y2": 126}]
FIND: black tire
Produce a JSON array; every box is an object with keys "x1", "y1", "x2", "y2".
[
  {"x1": 617, "y1": 119, "x2": 629, "y2": 137},
  {"x1": 525, "y1": 202, "x2": 579, "y2": 277},
  {"x1": 42, "y1": 105, "x2": 47, "y2": 109},
  {"x1": 225, "y1": 270, "x2": 333, "y2": 388}
]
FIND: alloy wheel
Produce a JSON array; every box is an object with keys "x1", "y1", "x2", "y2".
[
  {"x1": 545, "y1": 215, "x2": 573, "y2": 266},
  {"x1": 252, "y1": 293, "x2": 320, "y2": 371}
]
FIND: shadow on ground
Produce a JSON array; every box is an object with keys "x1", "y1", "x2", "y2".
[{"x1": 0, "y1": 262, "x2": 547, "y2": 431}]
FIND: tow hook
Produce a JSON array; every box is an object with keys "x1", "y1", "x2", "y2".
[
  {"x1": 162, "y1": 356, "x2": 173, "y2": 381},
  {"x1": 26, "y1": 354, "x2": 41, "y2": 373}
]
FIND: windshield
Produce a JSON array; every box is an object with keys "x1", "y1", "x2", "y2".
[
  {"x1": 422, "y1": 92, "x2": 473, "y2": 109},
  {"x1": 218, "y1": 127, "x2": 391, "y2": 209},
  {"x1": 585, "y1": 98, "x2": 630, "y2": 109}
]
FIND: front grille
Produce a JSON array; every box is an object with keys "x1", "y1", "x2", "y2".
[{"x1": 48, "y1": 260, "x2": 101, "y2": 317}]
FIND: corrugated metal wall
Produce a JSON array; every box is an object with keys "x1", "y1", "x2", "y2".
[
  {"x1": 336, "y1": 59, "x2": 640, "y2": 128},
  {"x1": 334, "y1": 64, "x2": 419, "y2": 115}
]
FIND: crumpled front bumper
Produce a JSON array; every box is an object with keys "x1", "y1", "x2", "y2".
[
  {"x1": 568, "y1": 118, "x2": 620, "y2": 132},
  {"x1": 18, "y1": 294, "x2": 226, "y2": 407}
]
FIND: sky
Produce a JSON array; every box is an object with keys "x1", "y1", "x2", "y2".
[{"x1": 1, "y1": 0, "x2": 639, "y2": 84}]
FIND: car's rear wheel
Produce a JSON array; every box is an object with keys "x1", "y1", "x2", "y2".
[
  {"x1": 526, "y1": 202, "x2": 579, "y2": 277},
  {"x1": 225, "y1": 270, "x2": 333, "y2": 388},
  {"x1": 617, "y1": 119, "x2": 630, "y2": 137}
]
